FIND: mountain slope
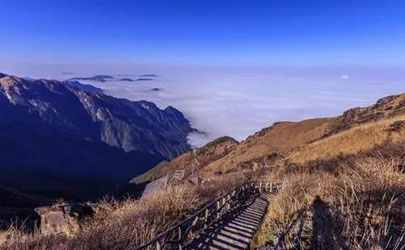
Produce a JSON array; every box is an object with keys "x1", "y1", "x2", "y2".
[
  {"x1": 0, "y1": 73, "x2": 193, "y2": 214},
  {"x1": 130, "y1": 136, "x2": 238, "y2": 185},
  {"x1": 0, "y1": 74, "x2": 192, "y2": 158},
  {"x1": 201, "y1": 118, "x2": 335, "y2": 177},
  {"x1": 144, "y1": 93, "x2": 405, "y2": 180}
]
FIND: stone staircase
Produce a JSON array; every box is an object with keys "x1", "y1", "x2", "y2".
[{"x1": 190, "y1": 193, "x2": 271, "y2": 250}]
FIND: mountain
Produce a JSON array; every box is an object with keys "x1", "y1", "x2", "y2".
[
  {"x1": 131, "y1": 136, "x2": 238, "y2": 185},
  {"x1": 0, "y1": 74, "x2": 192, "y2": 158},
  {"x1": 69, "y1": 75, "x2": 114, "y2": 82},
  {"x1": 136, "y1": 78, "x2": 154, "y2": 81},
  {"x1": 139, "y1": 74, "x2": 158, "y2": 78},
  {"x1": 138, "y1": 93, "x2": 405, "y2": 182},
  {"x1": 65, "y1": 80, "x2": 103, "y2": 93},
  {"x1": 0, "y1": 73, "x2": 193, "y2": 216},
  {"x1": 118, "y1": 78, "x2": 134, "y2": 82}
]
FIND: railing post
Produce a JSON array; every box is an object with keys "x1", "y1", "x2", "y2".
[
  {"x1": 216, "y1": 201, "x2": 221, "y2": 219},
  {"x1": 191, "y1": 216, "x2": 198, "y2": 227},
  {"x1": 226, "y1": 194, "x2": 231, "y2": 211},
  {"x1": 259, "y1": 183, "x2": 262, "y2": 193},
  {"x1": 270, "y1": 182, "x2": 273, "y2": 193},
  {"x1": 204, "y1": 208, "x2": 209, "y2": 229},
  {"x1": 178, "y1": 227, "x2": 182, "y2": 250},
  {"x1": 156, "y1": 241, "x2": 161, "y2": 250}
]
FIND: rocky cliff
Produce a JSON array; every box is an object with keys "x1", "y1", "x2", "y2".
[
  {"x1": 0, "y1": 74, "x2": 192, "y2": 158},
  {"x1": 0, "y1": 73, "x2": 193, "y2": 217}
]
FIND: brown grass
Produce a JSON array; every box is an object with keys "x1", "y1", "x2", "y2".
[
  {"x1": 255, "y1": 143, "x2": 405, "y2": 249},
  {"x1": 202, "y1": 118, "x2": 335, "y2": 178},
  {"x1": 287, "y1": 114, "x2": 405, "y2": 164},
  {"x1": 132, "y1": 137, "x2": 239, "y2": 185},
  {"x1": 0, "y1": 176, "x2": 245, "y2": 250}
]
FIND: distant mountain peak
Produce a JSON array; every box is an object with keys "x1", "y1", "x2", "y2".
[
  {"x1": 65, "y1": 80, "x2": 103, "y2": 93},
  {"x1": 118, "y1": 78, "x2": 134, "y2": 82},
  {"x1": 136, "y1": 77, "x2": 154, "y2": 81},
  {"x1": 139, "y1": 74, "x2": 158, "y2": 78},
  {"x1": 0, "y1": 75, "x2": 21, "y2": 87},
  {"x1": 69, "y1": 75, "x2": 114, "y2": 82}
]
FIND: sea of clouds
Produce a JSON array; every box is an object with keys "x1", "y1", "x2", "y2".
[
  {"x1": 66, "y1": 66, "x2": 405, "y2": 147},
  {"x1": 2, "y1": 63, "x2": 405, "y2": 148}
]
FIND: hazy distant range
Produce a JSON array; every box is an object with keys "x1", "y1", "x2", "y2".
[{"x1": 52, "y1": 67, "x2": 405, "y2": 147}]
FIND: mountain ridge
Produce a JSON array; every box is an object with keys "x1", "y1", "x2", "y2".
[
  {"x1": 138, "y1": 92, "x2": 405, "y2": 183},
  {"x1": 0, "y1": 74, "x2": 192, "y2": 158},
  {"x1": 0, "y1": 73, "x2": 193, "y2": 217}
]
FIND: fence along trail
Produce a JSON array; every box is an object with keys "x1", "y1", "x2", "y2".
[{"x1": 131, "y1": 182, "x2": 283, "y2": 250}]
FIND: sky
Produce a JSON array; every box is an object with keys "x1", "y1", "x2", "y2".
[
  {"x1": 1, "y1": 0, "x2": 405, "y2": 146},
  {"x1": 1, "y1": 0, "x2": 405, "y2": 67}
]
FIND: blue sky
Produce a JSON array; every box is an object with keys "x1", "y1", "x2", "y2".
[
  {"x1": 1, "y1": 0, "x2": 405, "y2": 145},
  {"x1": 1, "y1": 0, "x2": 405, "y2": 67}
]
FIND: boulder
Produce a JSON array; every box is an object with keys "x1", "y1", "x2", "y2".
[
  {"x1": 35, "y1": 203, "x2": 94, "y2": 236},
  {"x1": 141, "y1": 176, "x2": 169, "y2": 199}
]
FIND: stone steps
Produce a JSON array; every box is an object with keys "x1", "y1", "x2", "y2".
[{"x1": 189, "y1": 193, "x2": 270, "y2": 250}]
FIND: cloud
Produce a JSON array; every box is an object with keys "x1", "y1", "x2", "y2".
[
  {"x1": 341, "y1": 74, "x2": 349, "y2": 79},
  {"x1": 76, "y1": 67, "x2": 405, "y2": 149}
]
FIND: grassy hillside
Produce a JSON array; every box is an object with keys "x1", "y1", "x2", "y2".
[
  {"x1": 142, "y1": 93, "x2": 405, "y2": 180},
  {"x1": 287, "y1": 114, "x2": 405, "y2": 164},
  {"x1": 130, "y1": 136, "x2": 238, "y2": 184},
  {"x1": 201, "y1": 118, "x2": 336, "y2": 178},
  {"x1": 254, "y1": 141, "x2": 405, "y2": 249}
]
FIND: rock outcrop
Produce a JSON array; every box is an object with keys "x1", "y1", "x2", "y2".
[
  {"x1": 35, "y1": 203, "x2": 95, "y2": 236},
  {"x1": 141, "y1": 176, "x2": 169, "y2": 198},
  {"x1": 340, "y1": 94, "x2": 405, "y2": 130}
]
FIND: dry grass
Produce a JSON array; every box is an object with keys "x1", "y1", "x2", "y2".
[
  {"x1": 1, "y1": 185, "x2": 200, "y2": 250},
  {"x1": 255, "y1": 143, "x2": 405, "y2": 250},
  {"x1": 0, "y1": 177, "x2": 245, "y2": 250},
  {"x1": 287, "y1": 114, "x2": 405, "y2": 164},
  {"x1": 202, "y1": 118, "x2": 334, "y2": 178},
  {"x1": 133, "y1": 137, "x2": 239, "y2": 184}
]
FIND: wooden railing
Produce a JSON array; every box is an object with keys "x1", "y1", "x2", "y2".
[{"x1": 130, "y1": 181, "x2": 284, "y2": 250}]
